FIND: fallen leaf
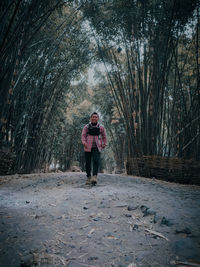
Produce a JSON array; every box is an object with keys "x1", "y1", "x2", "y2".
[
  {"x1": 80, "y1": 224, "x2": 90, "y2": 229},
  {"x1": 57, "y1": 232, "x2": 65, "y2": 236},
  {"x1": 89, "y1": 228, "x2": 95, "y2": 235},
  {"x1": 175, "y1": 260, "x2": 200, "y2": 266},
  {"x1": 145, "y1": 228, "x2": 169, "y2": 241},
  {"x1": 78, "y1": 253, "x2": 88, "y2": 258},
  {"x1": 106, "y1": 235, "x2": 118, "y2": 240},
  {"x1": 127, "y1": 263, "x2": 137, "y2": 267}
]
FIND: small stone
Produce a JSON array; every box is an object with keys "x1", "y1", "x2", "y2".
[
  {"x1": 35, "y1": 214, "x2": 44, "y2": 219},
  {"x1": 69, "y1": 244, "x2": 76, "y2": 248},
  {"x1": 20, "y1": 254, "x2": 33, "y2": 267},
  {"x1": 154, "y1": 214, "x2": 159, "y2": 223},
  {"x1": 127, "y1": 205, "x2": 138, "y2": 211},
  {"x1": 88, "y1": 256, "x2": 98, "y2": 260},
  {"x1": 26, "y1": 201, "x2": 30, "y2": 204},
  {"x1": 143, "y1": 208, "x2": 156, "y2": 217},
  {"x1": 124, "y1": 214, "x2": 132, "y2": 217},
  {"x1": 140, "y1": 205, "x2": 149, "y2": 212},
  {"x1": 161, "y1": 216, "x2": 174, "y2": 226},
  {"x1": 98, "y1": 202, "x2": 110, "y2": 208},
  {"x1": 105, "y1": 232, "x2": 113, "y2": 237},
  {"x1": 83, "y1": 206, "x2": 88, "y2": 210},
  {"x1": 133, "y1": 224, "x2": 139, "y2": 230},
  {"x1": 175, "y1": 227, "x2": 191, "y2": 235}
]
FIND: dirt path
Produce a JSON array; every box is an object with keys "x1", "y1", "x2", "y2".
[{"x1": 0, "y1": 172, "x2": 200, "y2": 267}]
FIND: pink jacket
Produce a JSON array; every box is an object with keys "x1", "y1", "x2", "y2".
[{"x1": 81, "y1": 123, "x2": 107, "y2": 152}]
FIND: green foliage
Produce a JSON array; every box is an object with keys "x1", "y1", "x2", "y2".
[
  {"x1": 81, "y1": 0, "x2": 200, "y2": 163},
  {"x1": 92, "y1": 70, "x2": 126, "y2": 171},
  {"x1": 0, "y1": 0, "x2": 199, "y2": 175},
  {"x1": 0, "y1": 1, "x2": 92, "y2": 172}
]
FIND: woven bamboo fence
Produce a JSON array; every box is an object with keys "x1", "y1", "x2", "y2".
[
  {"x1": 0, "y1": 150, "x2": 16, "y2": 175},
  {"x1": 126, "y1": 156, "x2": 200, "y2": 185}
]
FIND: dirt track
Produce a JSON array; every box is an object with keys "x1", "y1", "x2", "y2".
[{"x1": 0, "y1": 172, "x2": 200, "y2": 267}]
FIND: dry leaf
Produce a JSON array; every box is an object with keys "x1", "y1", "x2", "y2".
[
  {"x1": 107, "y1": 235, "x2": 118, "y2": 240},
  {"x1": 89, "y1": 228, "x2": 95, "y2": 235},
  {"x1": 175, "y1": 260, "x2": 200, "y2": 266},
  {"x1": 128, "y1": 263, "x2": 137, "y2": 267},
  {"x1": 145, "y1": 229, "x2": 169, "y2": 241},
  {"x1": 80, "y1": 224, "x2": 90, "y2": 229}
]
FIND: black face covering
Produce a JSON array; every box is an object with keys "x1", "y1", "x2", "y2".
[{"x1": 91, "y1": 122, "x2": 97, "y2": 126}]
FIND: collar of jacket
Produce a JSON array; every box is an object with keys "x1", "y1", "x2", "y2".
[{"x1": 89, "y1": 122, "x2": 99, "y2": 127}]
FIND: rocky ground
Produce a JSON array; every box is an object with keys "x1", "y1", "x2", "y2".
[{"x1": 0, "y1": 172, "x2": 200, "y2": 267}]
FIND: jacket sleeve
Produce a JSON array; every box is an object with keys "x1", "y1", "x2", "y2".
[
  {"x1": 81, "y1": 125, "x2": 88, "y2": 145},
  {"x1": 101, "y1": 126, "x2": 107, "y2": 146}
]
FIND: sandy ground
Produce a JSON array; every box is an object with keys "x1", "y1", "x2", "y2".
[{"x1": 0, "y1": 172, "x2": 200, "y2": 267}]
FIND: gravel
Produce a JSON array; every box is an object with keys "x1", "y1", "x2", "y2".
[{"x1": 0, "y1": 172, "x2": 200, "y2": 267}]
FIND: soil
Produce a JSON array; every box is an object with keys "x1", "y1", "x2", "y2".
[{"x1": 0, "y1": 172, "x2": 200, "y2": 267}]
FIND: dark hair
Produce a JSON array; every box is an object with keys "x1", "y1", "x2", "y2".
[{"x1": 90, "y1": 112, "x2": 99, "y2": 118}]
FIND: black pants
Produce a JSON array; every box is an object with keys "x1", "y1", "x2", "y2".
[{"x1": 85, "y1": 147, "x2": 100, "y2": 177}]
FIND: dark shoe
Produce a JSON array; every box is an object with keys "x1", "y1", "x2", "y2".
[
  {"x1": 91, "y1": 175, "x2": 97, "y2": 185},
  {"x1": 85, "y1": 176, "x2": 92, "y2": 185}
]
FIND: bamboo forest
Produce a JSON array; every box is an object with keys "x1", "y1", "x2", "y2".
[{"x1": 0, "y1": 1, "x2": 200, "y2": 266}]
